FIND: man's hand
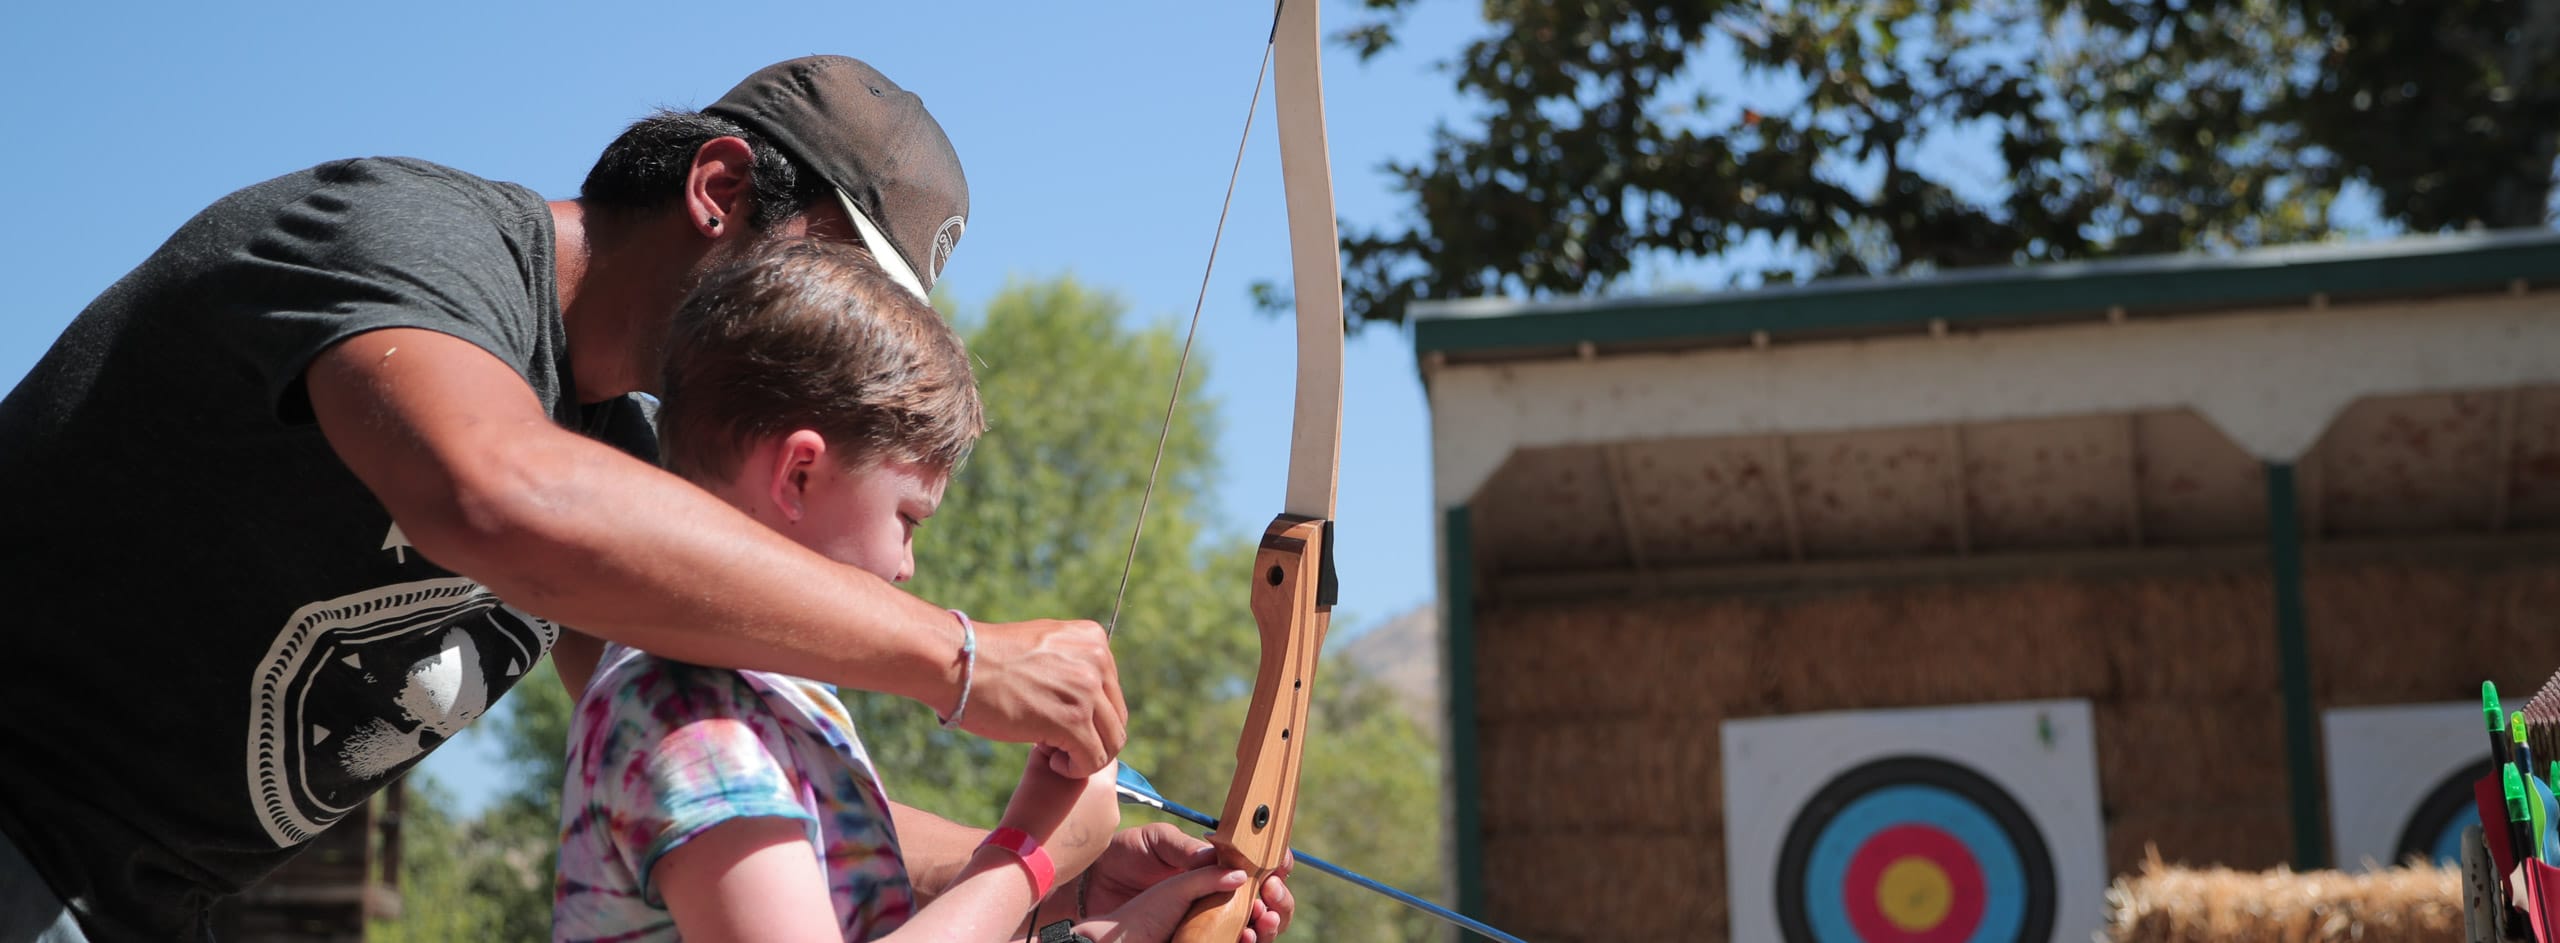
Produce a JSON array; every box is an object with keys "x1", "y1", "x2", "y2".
[
  {"x1": 957, "y1": 619, "x2": 1128, "y2": 777},
  {"x1": 1081, "y1": 823, "x2": 1294, "y2": 942}
]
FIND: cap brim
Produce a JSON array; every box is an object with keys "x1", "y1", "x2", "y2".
[{"x1": 837, "y1": 189, "x2": 930, "y2": 302}]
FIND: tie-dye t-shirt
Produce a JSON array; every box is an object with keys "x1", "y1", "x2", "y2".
[{"x1": 553, "y1": 643, "x2": 914, "y2": 941}]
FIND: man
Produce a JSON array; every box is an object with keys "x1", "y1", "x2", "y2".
[{"x1": 0, "y1": 56, "x2": 1286, "y2": 942}]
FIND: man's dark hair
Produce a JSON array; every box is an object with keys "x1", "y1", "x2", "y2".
[{"x1": 581, "y1": 110, "x2": 831, "y2": 229}]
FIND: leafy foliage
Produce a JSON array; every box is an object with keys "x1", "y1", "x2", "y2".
[
  {"x1": 1270, "y1": 664, "x2": 1446, "y2": 942},
  {"x1": 1328, "y1": 0, "x2": 2560, "y2": 326},
  {"x1": 369, "y1": 776, "x2": 550, "y2": 943},
  {"x1": 2279, "y1": 0, "x2": 2560, "y2": 230},
  {"x1": 861, "y1": 276, "x2": 1448, "y2": 937}
]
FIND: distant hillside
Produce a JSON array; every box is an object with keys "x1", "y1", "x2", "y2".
[{"x1": 1330, "y1": 604, "x2": 1441, "y2": 738}]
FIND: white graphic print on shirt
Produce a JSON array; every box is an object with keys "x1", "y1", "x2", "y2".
[{"x1": 245, "y1": 561, "x2": 555, "y2": 846}]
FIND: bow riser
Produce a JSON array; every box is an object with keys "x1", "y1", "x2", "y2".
[{"x1": 1174, "y1": 515, "x2": 1334, "y2": 942}]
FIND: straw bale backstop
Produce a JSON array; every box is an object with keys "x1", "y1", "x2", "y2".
[
  {"x1": 1467, "y1": 549, "x2": 2560, "y2": 942},
  {"x1": 2101, "y1": 854, "x2": 2461, "y2": 943}
]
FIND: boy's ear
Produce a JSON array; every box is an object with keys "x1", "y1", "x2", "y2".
[{"x1": 766, "y1": 429, "x2": 830, "y2": 523}]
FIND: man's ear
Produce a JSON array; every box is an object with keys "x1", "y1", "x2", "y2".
[
  {"x1": 684, "y1": 136, "x2": 759, "y2": 239},
  {"x1": 765, "y1": 429, "x2": 829, "y2": 523}
]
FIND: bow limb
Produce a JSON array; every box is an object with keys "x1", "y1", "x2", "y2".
[
  {"x1": 1171, "y1": 1, "x2": 1345, "y2": 940},
  {"x1": 1273, "y1": 1, "x2": 1348, "y2": 523}
]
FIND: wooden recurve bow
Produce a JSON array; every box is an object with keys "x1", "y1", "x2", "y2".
[{"x1": 1168, "y1": 1, "x2": 1345, "y2": 939}]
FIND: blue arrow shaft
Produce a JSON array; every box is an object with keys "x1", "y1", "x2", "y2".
[{"x1": 1115, "y1": 781, "x2": 1532, "y2": 943}]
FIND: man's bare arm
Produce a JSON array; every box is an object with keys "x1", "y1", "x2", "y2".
[{"x1": 306, "y1": 328, "x2": 1127, "y2": 772}]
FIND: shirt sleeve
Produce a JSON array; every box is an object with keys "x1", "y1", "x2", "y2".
[
  {"x1": 182, "y1": 158, "x2": 556, "y2": 425},
  {"x1": 583, "y1": 660, "x2": 822, "y2": 906}
]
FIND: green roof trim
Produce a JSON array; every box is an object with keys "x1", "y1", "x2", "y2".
[
  {"x1": 2265, "y1": 462, "x2": 2328, "y2": 870},
  {"x1": 1412, "y1": 229, "x2": 2560, "y2": 359},
  {"x1": 1442, "y1": 504, "x2": 1486, "y2": 922}
]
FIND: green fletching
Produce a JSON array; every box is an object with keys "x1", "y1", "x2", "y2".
[
  {"x1": 2491, "y1": 682, "x2": 2507, "y2": 730},
  {"x1": 2510, "y1": 765, "x2": 2531, "y2": 821}
]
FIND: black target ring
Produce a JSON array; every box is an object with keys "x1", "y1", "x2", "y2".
[
  {"x1": 1773, "y1": 755, "x2": 2058, "y2": 943},
  {"x1": 2396, "y1": 758, "x2": 2498, "y2": 867}
]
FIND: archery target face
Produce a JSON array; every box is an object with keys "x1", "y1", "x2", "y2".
[
  {"x1": 2323, "y1": 702, "x2": 2496, "y2": 869},
  {"x1": 1724, "y1": 701, "x2": 2103, "y2": 943}
]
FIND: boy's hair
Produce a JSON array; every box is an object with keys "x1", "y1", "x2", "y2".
[
  {"x1": 657, "y1": 237, "x2": 984, "y2": 482},
  {"x1": 581, "y1": 110, "x2": 831, "y2": 231}
]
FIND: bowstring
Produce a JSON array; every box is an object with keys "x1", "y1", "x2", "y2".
[{"x1": 1105, "y1": 23, "x2": 1281, "y2": 639}]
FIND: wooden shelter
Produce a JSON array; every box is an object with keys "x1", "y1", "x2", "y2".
[{"x1": 1412, "y1": 230, "x2": 2560, "y2": 942}]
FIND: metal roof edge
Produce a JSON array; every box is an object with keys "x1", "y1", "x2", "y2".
[{"x1": 1410, "y1": 228, "x2": 2560, "y2": 360}]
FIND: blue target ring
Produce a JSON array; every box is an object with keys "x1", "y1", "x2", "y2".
[{"x1": 1775, "y1": 756, "x2": 2056, "y2": 943}]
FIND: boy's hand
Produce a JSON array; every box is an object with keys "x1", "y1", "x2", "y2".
[
  {"x1": 958, "y1": 618, "x2": 1128, "y2": 777},
  {"x1": 1082, "y1": 823, "x2": 1294, "y2": 942}
]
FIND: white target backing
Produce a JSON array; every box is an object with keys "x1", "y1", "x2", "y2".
[
  {"x1": 1723, "y1": 700, "x2": 2104, "y2": 943},
  {"x1": 2323, "y1": 701, "x2": 2495, "y2": 870}
]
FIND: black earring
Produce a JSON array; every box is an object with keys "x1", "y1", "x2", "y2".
[{"x1": 707, "y1": 216, "x2": 721, "y2": 229}]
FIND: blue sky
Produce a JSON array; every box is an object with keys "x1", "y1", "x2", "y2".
[
  {"x1": 1, "y1": 2, "x2": 2080, "y2": 813},
  {"x1": 0, "y1": 1, "x2": 1494, "y2": 808}
]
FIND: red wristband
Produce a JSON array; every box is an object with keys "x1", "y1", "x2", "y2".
[{"x1": 981, "y1": 827, "x2": 1057, "y2": 900}]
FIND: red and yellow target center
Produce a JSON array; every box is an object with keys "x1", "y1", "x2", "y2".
[
  {"x1": 1842, "y1": 823, "x2": 1988, "y2": 943},
  {"x1": 1874, "y1": 856, "x2": 1954, "y2": 932}
]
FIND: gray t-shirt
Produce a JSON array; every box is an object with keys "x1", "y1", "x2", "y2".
[{"x1": 0, "y1": 157, "x2": 654, "y2": 941}]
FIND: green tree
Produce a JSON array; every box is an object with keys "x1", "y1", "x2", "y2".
[
  {"x1": 1281, "y1": 664, "x2": 1446, "y2": 942},
  {"x1": 1327, "y1": 0, "x2": 2560, "y2": 326},
  {"x1": 858, "y1": 276, "x2": 1447, "y2": 938},
  {"x1": 370, "y1": 776, "x2": 545, "y2": 943},
  {"x1": 2272, "y1": 0, "x2": 2560, "y2": 229},
  {"x1": 470, "y1": 661, "x2": 574, "y2": 941}
]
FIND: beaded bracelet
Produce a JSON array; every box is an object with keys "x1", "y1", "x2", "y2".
[{"x1": 938, "y1": 608, "x2": 977, "y2": 730}]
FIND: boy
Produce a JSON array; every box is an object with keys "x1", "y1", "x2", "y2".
[{"x1": 554, "y1": 238, "x2": 1248, "y2": 942}]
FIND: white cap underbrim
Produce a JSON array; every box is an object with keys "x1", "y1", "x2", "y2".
[{"x1": 836, "y1": 188, "x2": 930, "y2": 302}]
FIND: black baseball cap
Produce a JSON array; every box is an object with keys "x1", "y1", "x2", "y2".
[{"x1": 707, "y1": 55, "x2": 969, "y2": 299}]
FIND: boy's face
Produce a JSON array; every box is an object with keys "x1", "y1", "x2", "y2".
[
  {"x1": 796, "y1": 454, "x2": 947, "y2": 584},
  {"x1": 714, "y1": 431, "x2": 948, "y2": 583}
]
